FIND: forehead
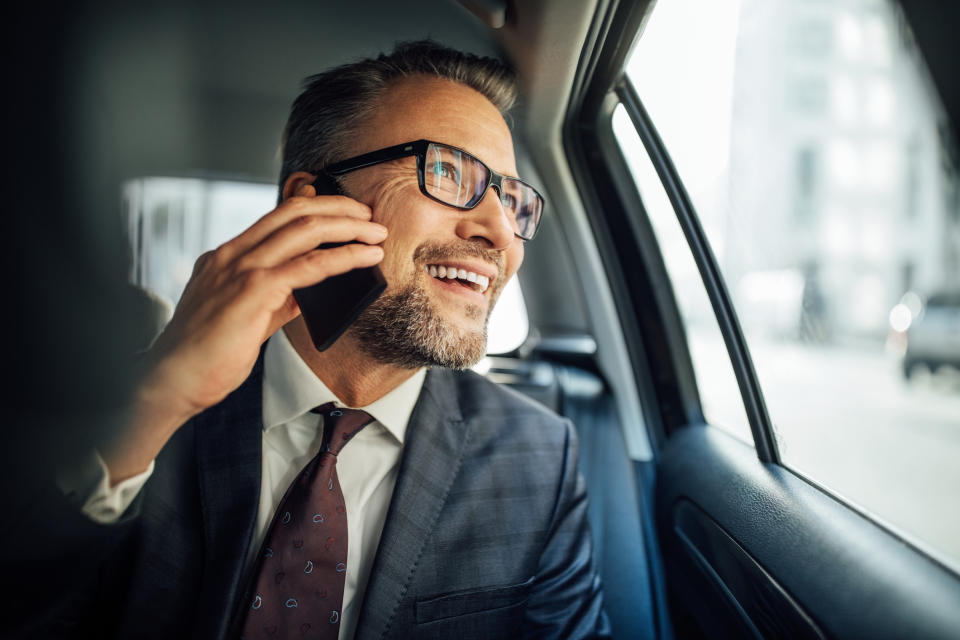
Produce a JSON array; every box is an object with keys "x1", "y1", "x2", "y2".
[{"x1": 356, "y1": 75, "x2": 518, "y2": 176}]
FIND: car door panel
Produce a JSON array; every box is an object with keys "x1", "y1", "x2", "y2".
[{"x1": 659, "y1": 425, "x2": 960, "y2": 639}]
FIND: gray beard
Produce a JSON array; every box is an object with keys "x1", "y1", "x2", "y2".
[{"x1": 350, "y1": 280, "x2": 489, "y2": 370}]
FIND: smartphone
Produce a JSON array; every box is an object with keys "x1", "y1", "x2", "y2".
[{"x1": 291, "y1": 173, "x2": 387, "y2": 351}]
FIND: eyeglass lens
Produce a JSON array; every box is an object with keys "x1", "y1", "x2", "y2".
[{"x1": 422, "y1": 143, "x2": 542, "y2": 239}]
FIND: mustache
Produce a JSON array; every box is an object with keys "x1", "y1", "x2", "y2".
[{"x1": 412, "y1": 241, "x2": 505, "y2": 285}]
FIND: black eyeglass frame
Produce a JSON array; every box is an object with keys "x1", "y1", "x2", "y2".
[{"x1": 318, "y1": 139, "x2": 545, "y2": 240}]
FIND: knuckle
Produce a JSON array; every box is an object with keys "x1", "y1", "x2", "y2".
[
  {"x1": 239, "y1": 268, "x2": 268, "y2": 291},
  {"x1": 194, "y1": 249, "x2": 220, "y2": 272},
  {"x1": 313, "y1": 246, "x2": 336, "y2": 260},
  {"x1": 294, "y1": 214, "x2": 320, "y2": 230},
  {"x1": 305, "y1": 256, "x2": 330, "y2": 280},
  {"x1": 282, "y1": 197, "x2": 308, "y2": 214},
  {"x1": 194, "y1": 250, "x2": 212, "y2": 268}
]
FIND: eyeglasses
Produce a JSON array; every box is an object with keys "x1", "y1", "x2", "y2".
[{"x1": 319, "y1": 139, "x2": 545, "y2": 241}]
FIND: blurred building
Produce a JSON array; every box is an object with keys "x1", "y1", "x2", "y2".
[{"x1": 724, "y1": 0, "x2": 959, "y2": 342}]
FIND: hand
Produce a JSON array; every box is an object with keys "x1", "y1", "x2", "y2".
[{"x1": 139, "y1": 183, "x2": 387, "y2": 427}]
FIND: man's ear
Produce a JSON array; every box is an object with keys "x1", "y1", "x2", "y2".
[{"x1": 282, "y1": 171, "x2": 317, "y2": 201}]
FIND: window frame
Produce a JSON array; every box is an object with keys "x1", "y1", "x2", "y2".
[{"x1": 563, "y1": 0, "x2": 779, "y2": 463}]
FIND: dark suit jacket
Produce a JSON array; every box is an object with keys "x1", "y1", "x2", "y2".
[{"x1": 27, "y1": 354, "x2": 609, "y2": 639}]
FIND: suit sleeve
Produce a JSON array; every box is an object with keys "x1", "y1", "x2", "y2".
[
  {"x1": 55, "y1": 449, "x2": 154, "y2": 524},
  {"x1": 521, "y1": 419, "x2": 612, "y2": 639}
]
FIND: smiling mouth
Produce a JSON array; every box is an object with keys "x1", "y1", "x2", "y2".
[{"x1": 424, "y1": 264, "x2": 491, "y2": 294}]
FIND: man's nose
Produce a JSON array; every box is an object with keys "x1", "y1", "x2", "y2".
[{"x1": 455, "y1": 187, "x2": 516, "y2": 250}]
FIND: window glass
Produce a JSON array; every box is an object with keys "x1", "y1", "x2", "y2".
[
  {"x1": 613, "y1": 106, "x2": 753, "y2": 445},
  {"x1": 627, "y1": 0, "x2": 960, "y2": 571},
  {"x1": 123, "y1": 177, "x2": 528, "y2": 354},
  {"x1": 123, "y1": 177, "x2": 273, "y2": 306}
]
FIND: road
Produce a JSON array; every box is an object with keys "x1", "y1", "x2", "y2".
[{"x1": 690, "y1": 328, "x2": 960, "y2": 573}]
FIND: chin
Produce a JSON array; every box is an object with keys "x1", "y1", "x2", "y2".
[{"x1": 351, "y1": 282, "x2": 489, "y2": 370}]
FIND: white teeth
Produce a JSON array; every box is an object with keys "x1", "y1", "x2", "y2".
[{"x1": 426, "y1": 264, "x2": 492, "y2": 293}]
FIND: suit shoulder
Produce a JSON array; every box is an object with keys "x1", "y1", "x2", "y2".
[{"x1": 445, "y1": 367, "x2": 569, "y2": 429}]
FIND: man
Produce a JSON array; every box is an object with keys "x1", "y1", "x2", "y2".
[{"x1": 51, "y1": 41, "x2": 609, "y2": 639}]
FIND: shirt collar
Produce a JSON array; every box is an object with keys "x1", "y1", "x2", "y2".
[{"x1": 261, "y1": 328, "x2": 426, "y2": 445}]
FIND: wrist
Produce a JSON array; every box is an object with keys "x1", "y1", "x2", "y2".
[
  {"x1": 132, "y1": 352, "x2": 204, "y2": 434},
  {"x1": 99, "y1": 364, "x2": 196, "y2": 487},
  {"x1": 137, "y1": 324, "x2": 217, "y2": 415}
]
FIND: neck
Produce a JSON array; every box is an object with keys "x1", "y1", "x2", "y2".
[{"x1": 282, "y1": 318, "x2": 419, "y2": 407}]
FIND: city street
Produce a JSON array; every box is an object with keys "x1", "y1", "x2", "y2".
[{"x1": 691, "y1": 329, "x2": 960, "y2": 573}]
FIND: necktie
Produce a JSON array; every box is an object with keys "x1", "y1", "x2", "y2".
[{"x1": 241, "y1": 403, "x2": 374, "y2": 639}]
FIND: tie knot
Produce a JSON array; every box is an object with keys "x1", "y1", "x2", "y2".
[{"x1": 313, "y1": 403, "x2": 374, "y2": 456}]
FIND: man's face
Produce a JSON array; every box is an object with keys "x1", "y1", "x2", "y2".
[{"x1": 342, "y1": 75, "x2": 525, "y2": 369}]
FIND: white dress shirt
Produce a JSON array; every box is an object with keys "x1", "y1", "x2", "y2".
[
  {"x1": 257, "y1": 329, "x2": 425, "y2": 639},
  {"x1": 59, "y1": 329, "x2": 426, "y2": 640}
]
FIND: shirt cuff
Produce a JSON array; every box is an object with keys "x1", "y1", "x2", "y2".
[{"x1": 55, "y1": 450, "x2": 155, "y2": 524}]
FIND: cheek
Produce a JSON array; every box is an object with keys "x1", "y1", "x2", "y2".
[
  {"x1": 372, "y1": 188, "x2": 427, "y2": 279},
  {"x1": 367, "y1": 176, "x2": 411, "y2": 224},
  {"x1": 374, "y1": 187, "x2": 448, "y2": 251}
]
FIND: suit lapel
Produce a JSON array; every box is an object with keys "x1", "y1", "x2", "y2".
[
  {"x1": 355, "y1": 368, "x2": 469, "y2": 640},
  {"x1": 193, "y1": 351, "x2": 265, "y2": 640}
]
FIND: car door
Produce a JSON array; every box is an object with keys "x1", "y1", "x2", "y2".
[{"x1": 564, "y1": 0, "x2": 960, "y2": 636}]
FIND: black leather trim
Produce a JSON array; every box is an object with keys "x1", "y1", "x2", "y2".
[
  {"x1": 673, "y1": 499, "x2": 824, "y2": 639},
  {"x1": 414, "y1": 575, "x2": 536, "y2": 623}
]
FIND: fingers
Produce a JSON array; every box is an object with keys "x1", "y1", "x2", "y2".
[
  {"x1": 220, "y1": 193, "x2": 373, "y2": 261},
  {"x1": 132, "y1": 182, "x2": 388, "y2": 424},
  {"x1": 239, "y1": 216, "x2": 387, "y2": 270},
  {"x1": 279, "y1": 243, "x2": 385, "y2": 290}
]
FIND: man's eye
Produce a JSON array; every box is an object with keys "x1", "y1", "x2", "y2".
[
  {"x1": 430, "y1": 162, "x2": 460, "y2": 181},
  {"x1": 501, "y1": 192, "x2": 518, "y2": 211}
]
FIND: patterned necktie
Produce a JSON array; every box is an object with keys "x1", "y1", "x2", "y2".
[{"x1": 241, "y1": 403, "x2": 374, "y2": 639}]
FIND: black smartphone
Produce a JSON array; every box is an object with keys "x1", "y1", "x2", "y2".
[{"x1": 291, "y1": 174, "x2": 387, "y2": 351}]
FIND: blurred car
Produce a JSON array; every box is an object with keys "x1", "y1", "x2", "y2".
[{"x1": 904, "y1": 291, "x2": 960, "y2": 378}]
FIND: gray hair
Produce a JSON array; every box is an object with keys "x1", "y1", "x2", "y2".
[{"x1": 278, "y1": 39, "x2": 517, "y2": 199}]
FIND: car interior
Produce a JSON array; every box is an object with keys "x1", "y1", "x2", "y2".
[{"x1": 7, "y1": 0, "x2": 960, "y2": 637}]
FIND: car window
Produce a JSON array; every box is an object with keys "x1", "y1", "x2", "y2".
[
  {"x1": 123, "y1": 176, "x2": 529, "y2": 354},
  {"x1": 612, "y1": 107, "x2": 754, "y2": 446},
  {"x1": 624, "y1": 0, "x2": 960, "y2": 571}
]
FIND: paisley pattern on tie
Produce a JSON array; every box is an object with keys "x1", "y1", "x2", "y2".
[{"x1": 240, "y1": 403, "x2": 373, "y2": 639}]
